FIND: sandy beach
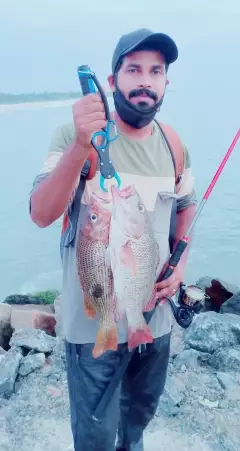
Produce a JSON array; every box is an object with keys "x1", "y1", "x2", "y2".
[{"x1": 0, "y1": 99, "x2": 76, "y2": 114}]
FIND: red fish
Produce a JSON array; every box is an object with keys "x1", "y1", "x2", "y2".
[
  {"x1": 76, "y1": 193, "x2": 118, "y2": 358},
  {"x1": 109, "y1": 184, "x2": 159, "y2": 349}
]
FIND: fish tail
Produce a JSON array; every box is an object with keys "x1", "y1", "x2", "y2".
[
  {"x1": 92, "y1": 325, "x2": 118, "y2": 358},
  {"x1": 127, "y1": 318, "x2": 153, "y2": 349}
]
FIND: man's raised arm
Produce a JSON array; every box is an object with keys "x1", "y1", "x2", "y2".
[{"x1": 30, "y1": 94, "x2": 106, "y2": 228}]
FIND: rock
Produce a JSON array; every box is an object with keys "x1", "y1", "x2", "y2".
[
  {"x1": 11, "y1": 303, "x2": 54, "y2": 314},
  {"x1": 0, "y1": 346, "x2": 7, "y2": 364},
  {"x1": 173, "y1": 349, "x2": 209, "y2": 370},
  {"x1": 0, "y1": 346, "x2": 6, "y2": 355},
  {"x1": 19, "y1": 352, "x2": 46, "y2": 376},
  {"x1": 195, "y1": 277, "x2": 239, "y2": 312},
  {"x1": 0, "y1": 348, "x2": 22, "y2": 398},
  {"x1": 216, "y1": 372, "x2": 240, "y2": 401},
  {"x1": 3, "y1": 294, "x2": 45, "y2": 305},
  {"x1": 198, "y1": 396, "x2": 219, "y2": 408},
  {"x1": 10, "y1": 329, "x2": 57, "y2": 354},
  {"x1": 47, "y1": 385, "x2": 63, "y2": 397},
  {"x1": 0, "y1": 303, "x2": 13, "y2": 350},
  {"x1": 185, "y1": 371, "x2": 223, "y2": 402},
  {"x1": 184, "y1": 311, "x2": 240, "y2": 353},
  {"x1": 157, "y1": 374, "x2": 183, "y2": 416},
  {"x1": 220, "y1": 293, "x2": 240, "y2": 315},
  {"x1": 219, "y1": 399, "x2": 229, "y2": 409},
  {"x1": 208, "y1": 346, "x2": 240, "y2": 372},
  {"x1": 48, "y1": 338, "x2": 66, "y2": 372},
  {"x1": 11, "y1": 309, "x2": 56, "y2": 336},
  {"x1": 195, "y1": 276, "x2": 213, "y2": 291}
]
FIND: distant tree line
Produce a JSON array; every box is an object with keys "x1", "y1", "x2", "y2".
[
  {"x1": 0, "y1": 91, "x2": 82, "y2": 104},
  {"x1": 0, "y1": 91, "x2": 113, "y2": 105}
]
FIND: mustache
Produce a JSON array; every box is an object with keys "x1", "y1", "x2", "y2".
[{"x1": 129, "y1": 88, "x2": 158, "y2": 102}]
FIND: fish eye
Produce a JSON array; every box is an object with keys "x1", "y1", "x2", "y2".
[
  {"x1": 138, "y1": 204, "x2": 145, "y2": 213},
  {"x1": 90, "y1": 213, "x2": 98, "y2": 222}
]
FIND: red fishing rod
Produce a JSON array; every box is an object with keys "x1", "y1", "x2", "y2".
[
  {"x1": 161, "y1": 127, "x2": 240, "y2": 281},
  {"x1": 92, "y1": 127, "x2": 240, "y2": 424}
]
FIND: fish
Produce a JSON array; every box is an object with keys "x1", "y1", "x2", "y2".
[
  {"x1": 76, "y1": 192, "x2": 118, "y2": 358},
  {"x1": 108, "y1": 184, "x2": 159, "y2": 349}
]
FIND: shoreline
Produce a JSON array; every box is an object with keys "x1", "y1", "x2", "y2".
[{"x1": 0, "y1": 98, "x2": 77, "y2": 114}]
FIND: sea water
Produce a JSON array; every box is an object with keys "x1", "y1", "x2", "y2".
[{"x1": 0, "y1": 90, "x2": 239, "y2": 300}]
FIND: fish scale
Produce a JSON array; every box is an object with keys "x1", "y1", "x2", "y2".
[
  {"x1": 109, "y1": 184, "x2": 160, "y2": 349},
  {"x1": 114, "y1": 233, "x2": 158, "y2": 311},
  {"x1": 77, "y1": 237, "x2": 112, "y2": 316},
  {"x1": 76, "y1": 195, "x2": 118, "y2": 358}
]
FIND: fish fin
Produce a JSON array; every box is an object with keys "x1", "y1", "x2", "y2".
[
  {"x1": 143, "y1": 288, "x2": 157, "y2": 312},
  {"x1": 108, "y1": 244, "x2": 118, "y2": 274},
  {"x1": 120, "y1": 241, "x2": 136, "y2": 276},
  {"x1": 128, "y1": 320, "x2": 153, "y2": 349},
  {"x1": 84, "y1": 294, "x2": 96, "y2": 319},
  {"x1": 92, "y1": 325, "x2": 118, "y2": 358}
]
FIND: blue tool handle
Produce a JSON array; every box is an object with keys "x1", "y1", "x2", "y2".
[{"x1": 77, "y1": 65, "x2": 96, "y2": 95}]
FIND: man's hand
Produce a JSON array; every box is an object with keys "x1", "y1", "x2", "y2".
[
  {"x1": 72, "y1": 93, "x2": 107, "y2": 150},
  {"x1": 154, "y1": 263, "x2": 185, "y2": 303}
]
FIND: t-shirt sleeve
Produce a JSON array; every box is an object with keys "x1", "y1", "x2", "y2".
[
  {"x1": 30, "y1": 122, "x2": 76, "y2": 194},
  {"x1": 176, "y1": 144, "x2": 198, "y2": 211},
  {"x1": 29, "y1": 122, "x2": 78, "y2": 216}
]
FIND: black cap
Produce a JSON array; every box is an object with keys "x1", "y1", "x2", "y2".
[{"x1": 112, "y1": 28, "x2": 178, "y2": 74}]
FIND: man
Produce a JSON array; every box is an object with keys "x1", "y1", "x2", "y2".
[{"x1": 30, "y1": 28, "x2": 197, "y2": 451}]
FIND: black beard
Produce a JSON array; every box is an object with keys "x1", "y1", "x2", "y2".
[
  {"x1": 133, "y1": 100, "x2": 154, "y2": 110},
  {"x1": 113, "y1": 86, "x2": 165, "y2": 129}
]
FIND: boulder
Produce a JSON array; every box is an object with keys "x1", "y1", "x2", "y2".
[
  {"x1": 207, "y1": 346, "x2": 240, "y2": 372},
  {"x1": 185, "y1": 371, "x2": 223, "y2": 402},
  {"x1": 220, "y1": 292, "x2": 240, "y2": 315},
  {"x1": 0, "y1": 346, "x2": 7, "y2": 364},
  {"x1": 157, "y1": 374, "x2": 183, "y2": 416},
  {"x1": 0, "y1": 346, "x2": 6, "y2": 355},
  {"x1": 19, "y1": 352, "x2": 46, "y2": 376},
  {"x1": 184, "y1": 311, "x2": 240, "y2": 353},
  {"x1": 0, "y1": 303, "x2": 13, "y2": 350},
  {"x1": 10, "y1": 329, "x2": 57, "y2": 354},
  {"x1": 195, "y1": 277, "x2": 239, "y2": 312},
  {"x1": 216, "y1": 372, "x2": 240, "y2": 401},
  {"x1": 0, "y1": 348, "x2": 22, "y2": 398},
  {"x1": 173, "y1": 349, "x2": 209, "y2": 370},
  {"x1": 11, "y1": 308, "x2": 56, "y2": 336}
]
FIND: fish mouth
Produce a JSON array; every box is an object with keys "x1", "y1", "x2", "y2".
[
  {"x1": 91, "y1": 191, "x2": 111, "y2": 204},
  {"x1": 111, "y1": 184, "x2": 134, "y2": 199}
]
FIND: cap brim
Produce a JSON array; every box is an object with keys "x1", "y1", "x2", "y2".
[{"x1": 121, "y1": 32, "x2": 178, "y2": 65}]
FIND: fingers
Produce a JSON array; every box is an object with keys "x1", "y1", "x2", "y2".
[
  {"x1": 156, "y1": 287, "x2": 175, "y2": 300},
  {"x1": 73, "y1": 99, "x2": 105, "y2": 115},
  {"x1": 155, "y1": 280, "x2": 180, "y2": 301},
  {"x1": 79, "y1": 111, "x2": 106, "y2": 124},
  {"x1": 155, "y1": 273, "x2": 175, "y2": 290}
]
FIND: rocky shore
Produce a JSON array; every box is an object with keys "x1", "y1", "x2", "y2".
[{"x1": 0, "y1": 278, "x2": 240, "y2": 451}]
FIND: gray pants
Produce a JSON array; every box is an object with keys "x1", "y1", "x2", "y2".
[{"x1": 65, "y1": 332, "x2": 171, "y2": 451}]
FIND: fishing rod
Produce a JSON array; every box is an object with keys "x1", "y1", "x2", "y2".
[{"x1": 91, "y1": 126, "x2": 240, "y2": 423}]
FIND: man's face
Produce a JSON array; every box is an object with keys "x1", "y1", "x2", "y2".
[{"x1": 109, "y1": 50, "x2": 169, "y2": 110}]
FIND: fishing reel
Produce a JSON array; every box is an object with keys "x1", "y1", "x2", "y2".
[{"x1": 166, "y1": 283, "x2": 206, "y2": 328}]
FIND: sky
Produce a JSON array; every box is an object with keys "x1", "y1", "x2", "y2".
[{"x1": 0, "y1": 0, "x2": 240, "y2": 93}]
